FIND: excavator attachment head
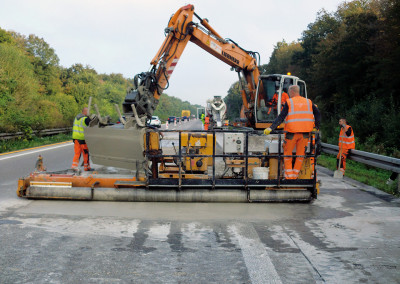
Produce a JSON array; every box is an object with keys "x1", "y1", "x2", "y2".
[
  {"x1": 123, "y1": 86, "x2": 157, "y2": 119},
  {"x1": 123, "y1": 72, "x2": 160, "y2": 119}
]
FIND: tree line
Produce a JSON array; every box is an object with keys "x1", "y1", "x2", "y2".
[
  {"x1": 225, "y1": 0, "x2": 400, "y2": 157},
  {"x1": 0, "y1": 28, "x2": 201, "y2": 136}
]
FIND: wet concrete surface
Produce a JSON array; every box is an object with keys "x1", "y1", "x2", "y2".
[{"x1": 1, "y1": 120, "x2": 400, "y2": 283}]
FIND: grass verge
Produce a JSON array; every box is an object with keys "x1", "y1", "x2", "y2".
[
  {"x1": 317, "y1": 153, "x2": 399, "y2": 196},
  {"x1": 0, "y1": 133, "x2": 71, "y2": 154}
]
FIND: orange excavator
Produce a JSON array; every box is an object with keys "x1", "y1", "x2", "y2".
[
  {"x1": 121, "y1": 4, "x2": 308, "y2": 130},
  {"x1": 122, "y1": 4, "x2": 260, "y2": 128},
  {"x1": 17, "y1": 4, "x2": 319, "y2": 202}
]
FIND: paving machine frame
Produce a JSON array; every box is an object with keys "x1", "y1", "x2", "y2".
[{"x1": 17, "y1": 129, "x2": 319, "y2": 203}]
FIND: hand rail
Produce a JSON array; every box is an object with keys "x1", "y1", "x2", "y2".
[{"x1": 0, "y1": 128, "x2": 72, "y2": 141}]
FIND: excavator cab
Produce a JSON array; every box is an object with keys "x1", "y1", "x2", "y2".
[{"x1": 254, "y1": 74, "x2": 307, "y2": 129}]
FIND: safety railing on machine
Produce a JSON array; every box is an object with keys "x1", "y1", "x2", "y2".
[{"x1": 144, "y1": 129, "x2": 319, "y2": 200}]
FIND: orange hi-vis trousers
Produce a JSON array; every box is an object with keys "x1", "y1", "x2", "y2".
[
  {"x1": 71, "y1": 139, "x2": 91, "y2": 171},
  {"x1": 283, "y1": 133, "x2": 309, "y2": 179},
  {"x1": 337, "y1": 148, "x2": 349, "y2": 175}
]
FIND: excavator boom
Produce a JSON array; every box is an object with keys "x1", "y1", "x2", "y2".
[{"x1": 123, "y1": 4, "x2": 260, "y2": 126}]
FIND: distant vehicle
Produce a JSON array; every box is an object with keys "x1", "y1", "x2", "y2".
[
  {"x1": 148, "y1": 116, "x2": 161, "y2": 128},
  {"x1": 168, "y1": 116, "x2": 176, "y2": 123},
  {"x1": 117, "y1": 116, "x2": 126, "y2": 124},
  {"x1": 181, "y1": 110, "x2": 190, "y2": 121},
  {"x1": 176, "y1": 117, "x2": 181, "y2": 123}
]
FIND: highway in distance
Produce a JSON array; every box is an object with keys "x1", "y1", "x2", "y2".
[{"x1": 1, "y1": 119, "x2": 399, "y2": 283}]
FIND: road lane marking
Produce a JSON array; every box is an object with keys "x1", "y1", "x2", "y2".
[
  {"x1": 228, "y1": 224, "x2": 282, "y2": 284},
  {"x1": 0, "y1": 141, "x2": 72, "y2": 161},
  {"x1": 0, "y1": 140, "x2": 72, "y2": 156}
]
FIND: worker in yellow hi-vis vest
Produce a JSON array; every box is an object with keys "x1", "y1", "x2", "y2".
[{"x1": 71, "y1": 107, "x2": 92, "y2": 171}]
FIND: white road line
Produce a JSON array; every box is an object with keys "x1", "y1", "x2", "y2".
[
  {"x1": 0, "y1": 143, "x2": 72, "y2": 161},
  {"x1": 228, "y1": 224, "x2": 282, "y2": 284}
]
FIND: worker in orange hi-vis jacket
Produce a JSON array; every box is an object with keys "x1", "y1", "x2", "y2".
[
  {"x1": 337, "y1": 118, "x2": 355, "y2": 175},
  {"x1": 264, "y1": 85, "x2": 321, "y2": 179},
  {"x1": 271, "y1": 87, "x2": 289, "y2": 109},
  {"x1": 204, "y1": 116, "x2": 210, "y2": 130},
  {"x1": 268, "y1": 87, "x2": 289, "y2": 115}
]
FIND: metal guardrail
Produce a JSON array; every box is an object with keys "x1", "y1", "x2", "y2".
[
  {"x1": 321, "y1": 143, "x2": 400, "y2": 173},
  {"x1": 0, "y1": 128, "x2": 72, "y2": 141}
]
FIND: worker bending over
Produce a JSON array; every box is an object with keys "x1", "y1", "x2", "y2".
[
  {"x1": 337, "y1": 118, "x2": 355, "y2": 175},
  {"x1": 71, "y1": 107, "x2": 93, "y2": 171},
  {"x1": 264, "y1": 85, "x2": 320, "y2": 179}
]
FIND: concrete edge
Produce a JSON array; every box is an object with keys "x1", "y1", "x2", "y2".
[{"x1": 316, "y1": 165, "x2": 400, "y2": 205}]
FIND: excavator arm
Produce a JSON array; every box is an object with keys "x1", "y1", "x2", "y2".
[{"x1": 123, "y1": 4, "x2": 261, "y2": 127}]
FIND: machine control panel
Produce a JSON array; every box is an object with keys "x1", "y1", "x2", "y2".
[{"x1": 223, "y1": 133, "x2": 244, "y2": 153}]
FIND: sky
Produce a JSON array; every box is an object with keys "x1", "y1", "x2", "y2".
[{"x1": 0, "y1": 0, "x2": 344, "y2": 106}]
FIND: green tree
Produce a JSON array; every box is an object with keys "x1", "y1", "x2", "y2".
[
  {"x1": 0, "y1": 27, "x2": 14, "y2": 44},
  {"x1": 0, "y1": 43, "x2": 41, "y2": 132},
  {"x1": 63, "y1": 64, "x2": 99, "y2": 105},
  {"x1": 263, "y1": 40, "x2": 303, "y2": 75},
  {"x1": 22, "y1": 34, "x2": 62, "y2": 96},
  {"x1": 223, "y1": 81, "x2": 242, "y2": 121}
]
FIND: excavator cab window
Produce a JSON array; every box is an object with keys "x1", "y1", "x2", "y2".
[
  {"x1": 298, "y1": 80, "x2": 307, "y2": 97},
  {"x1": 282, "y1": 77, "x2": 293, "y2": 94},
  {"x1": 256, "y1": 76, "x2": 281, "y2": 122}
]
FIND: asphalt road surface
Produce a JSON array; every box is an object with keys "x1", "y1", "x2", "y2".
[{"x1": 1, "y1": 119, "x2": 400, "y2": 283}]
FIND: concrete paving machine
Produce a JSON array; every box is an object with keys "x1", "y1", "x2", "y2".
[
  {"x1": 18, "y1": 129, "x2": 319, "y2": 202},
  {"x1": 17, "y1": 4, "x2": 320, "y2": 202}
]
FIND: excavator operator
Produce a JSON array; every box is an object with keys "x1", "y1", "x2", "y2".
[
  {"x1": 270, "y1": 86, "x2": 289, "y2": 111},
  {"x1": 264, "y1": 85, "x2": 321, "y2": 179}
]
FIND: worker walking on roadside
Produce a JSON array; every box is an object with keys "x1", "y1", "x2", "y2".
[
  {"x1": 337, "y1": 118, "x2": 355, "y2": 176},
  {"x1": 71, "y1": 107, "x2": 92, "y2": 171},
  {"x1": 264, "y1": 85, "x2": 320, "y2": 179}
]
